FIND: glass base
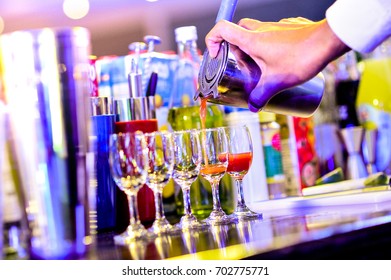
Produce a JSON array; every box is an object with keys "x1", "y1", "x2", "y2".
[
  {"x1": 114, "y1": 223, "x2": 155, "y2": 245},
  {"x1": 176, "y1": 214, "x2": 209, "y2": 230},
  {"x1": 228, "y1": 209, "x2": 263, "y2": 221},
  {"x1": 148, "y1": 218, "x2": 181, "y2": 235},
  {"x1": 203, "y1": 210, "x2": 233, "y2": 226}
]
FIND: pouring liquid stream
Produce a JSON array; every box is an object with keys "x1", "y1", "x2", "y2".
[
  {"x1": 199, "y1": 97, "x2": 227, "y2": 175},
  {"x1": 200, "y1": 97, "x2": 209, "y2": 168}
]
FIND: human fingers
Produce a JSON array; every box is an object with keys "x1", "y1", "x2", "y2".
[
  {"x1": 237, "y1": 18, "x2": 265, "y2": 30},
  {"x1": 279, "y1": 17, "x2": 314, "y2": 24},
  {"x1": 205, "y1": 20, "x2": 251, "y2": 58},
  {"x1": 239, "y1": 17, "x2": 314, "y2": 31}
]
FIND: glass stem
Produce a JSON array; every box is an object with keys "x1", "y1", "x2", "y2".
[
  {"x1": 182, "y1": 187, "x2": 192, "y2": 216},
  {"x1": 154, "y1": 190, "x2": 164, "y2": 220},
  {"x1": 127, "y1": 193, "x2": 140, "y2": 226},
  {"x1": 235, "y1": 178, "x2": 248, "y2": 211},
  {"x1": 211, "y1": 181, "x2": 222, "y2": 211}
]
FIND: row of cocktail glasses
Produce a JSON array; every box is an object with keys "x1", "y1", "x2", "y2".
[{"x1": 109, "y1": 125, "x2": 262, "y2": 244}]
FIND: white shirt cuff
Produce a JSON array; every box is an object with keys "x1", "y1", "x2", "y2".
[{"x1": 326, "y1": 0, "x2": 391, "y2": 53}]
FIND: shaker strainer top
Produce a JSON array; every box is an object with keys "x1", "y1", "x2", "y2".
[
  {"x1": 194, "y1": 40, "x2": 229, "y2": 100},
  {"x1": 194, "y1": 0, "x2": 237, "y2": 101}
]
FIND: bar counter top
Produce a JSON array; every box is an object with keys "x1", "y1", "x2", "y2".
[{"x1": 90, "y1": 188, "x2": 391, "y2": 260}]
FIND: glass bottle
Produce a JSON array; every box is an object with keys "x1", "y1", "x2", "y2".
[
  {"x1": 259, "y1": 112, "x2": 286, "y2": 199},
  {"x1": 334, "y1": 51, "x2": 361, "y2": 129},
  {"x1": 312, "y1": 65, "x2": 344, "y2": 176},
  {"x1": 168, "y1": 25, "x2": 201, "y2": 111},
  {"x1": 167, "y1": 26, "x2": 233, "y2": 218},
  {"x1": 356, "y1": 38, "x2": 391, "y2": 173},
  {"x1": 276, "y1": 114, "x2": 319, "y2": 196}
]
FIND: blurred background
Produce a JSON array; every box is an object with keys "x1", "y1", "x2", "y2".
[{"x1": 0, "y1": 0, "x2": 335, "y2": 56}]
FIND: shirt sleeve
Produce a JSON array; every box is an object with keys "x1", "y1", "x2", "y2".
[{"x1": 326, "y1": 0, "x2": 391, "y2": 53}]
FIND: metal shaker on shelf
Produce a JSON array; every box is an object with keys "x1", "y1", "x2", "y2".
[
  {"x1": 195, "y1": 0, "x2": 325, "y2": 118},
  {"x1": 338, "y1": 126, "x2": 368, "y2": 180},
  {"x1": 0, "y1": 27, "x2": 93, "y2": 259},
  {"x1": 363, "y1": 128, "x2": 378, "y2": 175}
]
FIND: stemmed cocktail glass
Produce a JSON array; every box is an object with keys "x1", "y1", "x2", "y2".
[
  {"x1": 199, "y1": 127, "x2": 231, "y2": 225},
  {"x1": 172, "y1": 129, "x2": 206, "y2": 230},
  {"x1": 109, "y1": 131, "x2": 154, "y2": 244},
  {"x1": 225, "y1": 125, "x2": 262, "y2": 221},
  {"x1": 144, "y1": 131, "x2": 180, "y2": 235}
]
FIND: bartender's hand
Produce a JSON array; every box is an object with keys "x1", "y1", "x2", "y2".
[{"x1": 205, "y1": 17, "x2": 350, "y2": 112}]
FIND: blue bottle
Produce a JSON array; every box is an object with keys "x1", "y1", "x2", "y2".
[{"x1": 91, "y1": 97, "x2": 117, "y2": 232}]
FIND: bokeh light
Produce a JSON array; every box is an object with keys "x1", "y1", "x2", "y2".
[{"x1": 63, "y1": 0, "x2": 90, "y2": 20}]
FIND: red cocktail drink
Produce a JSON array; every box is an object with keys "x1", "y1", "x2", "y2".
[{"x1": 226, "y1": 152, "x2": 253, "y2": 178}]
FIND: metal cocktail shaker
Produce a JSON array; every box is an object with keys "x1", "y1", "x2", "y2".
[
  {"x1": 0, "y1": 27, "x2": 92, "y2": 259},
  {"x1": 195, "y1": 0, "x2": 325, "y2": 117}
]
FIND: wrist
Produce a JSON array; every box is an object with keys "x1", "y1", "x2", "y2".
[{"x1": 313, "y1": 19, "x2": 350, "y2": 69}]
